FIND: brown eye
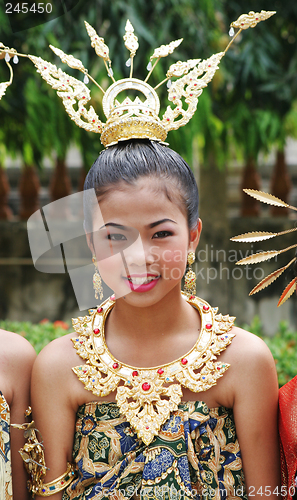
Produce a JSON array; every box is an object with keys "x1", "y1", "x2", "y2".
[
  {"x1": 108, "y1": 233, "x2": 127, "y2": 241},
  {"x1": 152, "y1": 231, "x2": 172, "y2": 239}
]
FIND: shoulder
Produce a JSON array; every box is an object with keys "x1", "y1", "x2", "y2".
[
  {"x1": 228, "y1": 326, "x2": 275, "y2": 368},
  {"x1": 225, "y1": 326, "x2": 278, "y2": 403},
  {"x1": 0, "y1": 329, "x2": 36, "y2": 406},
  {"x1": 32, "y1": 333, "x2": 83, "y2": 397},
  {"x1": 0, "y1": 328, "x2": 36, "y2": 374},
  {"x1": 213, "y1": 325, "x2": 278, "y2": 408},
  {"x1": 33, "y1": 332, "x2": 79, "y2": 376},
  {"x1": 32, "y1": 332, "x2": 88, "y2": 414},
  {"x1": 0, "y1": 328, "x2": 36, "y2": 358}
]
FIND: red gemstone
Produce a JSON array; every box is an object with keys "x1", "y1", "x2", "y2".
[
  {"x1": 190, "y1": 295, "x2": 195, "y2": 300},
  {"x1": 206, "y1": 324, "x2": 212, "y2": 330},
  {"x1": 181, "y1": 358, "x2": 188, "y2": 365},
  {"x1": 80, "y1": 341, "x2": 83, "y2": 344},
  {"x1": 61, "y1": 481, "x2": 64, "y2": 485},
  {"x1": 142, "y1": 382, "x2": 151, "y2": 391},
  {"x1": 93, "y1": 328, "x2": 100, "y2": 334},
  {"x1": 97, "y1": 307, "x2": 103, "y2": 313},
  {"x1": 203, "y1": 305, "x2": 209, "y2": 311},
  {"x1": 157, "y1": 368, "x2": 164, "y2": 375},
  {"x1": 132, "y1": 370, "x2": 138, "y2": 377},
  {"x1": 217, "y1": 366, "x2": 221, "y2": 370},
  {"x1": 110, "y1": 294, "x2": 115, "y2": 300},
  {"x1": 113, "y1": 363, "x2": 119, "y2": 369},
  {"x1": 83, "y1": 369, "x2": 87, "y2": 373},
  {"x1": 146, "y1": 426, "x2": 149, "y2": 430},
  {"x1": 190, "y1": 93, "x2": 193, "y2": 96}
]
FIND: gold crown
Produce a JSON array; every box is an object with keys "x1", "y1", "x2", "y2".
[{"x1": 0, "y1": 11, "x2": 275, "y2": 147}]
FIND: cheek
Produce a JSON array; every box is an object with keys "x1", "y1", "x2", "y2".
[
  {"x1": 159, "y1": 248, "x2": 186, "y2": 265},
  {"x1": 98, "y1": 253, "x2": 124, "y2": 282}
]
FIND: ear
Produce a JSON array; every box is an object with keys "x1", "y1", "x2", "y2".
[{"x1": 189, "y1": 218, "x2": 202, "y2": 252}]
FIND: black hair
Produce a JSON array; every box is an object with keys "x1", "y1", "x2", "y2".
[{"x1": 84, "y1": 139, "x2": 199, "y2": 232}]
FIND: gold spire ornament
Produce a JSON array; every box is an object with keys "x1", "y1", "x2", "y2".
[
  {"x1": 72, "y1": 292, "x2": 235, "y2": 445},
  {"x1": 231, "y1": 189, "x2": 297, "y2": 306},
  {"x1": 0, "y1": 12, "x2": 275, "y2": 147},
  {"x1": 184, "y1": 251, "x2": 196, "y2": 295}
]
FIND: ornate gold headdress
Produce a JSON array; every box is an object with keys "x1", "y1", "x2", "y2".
[
  {"x1": 1, "y1": 11, "x2": 275, "y2": 147},
  {"x1": 231, "y1": 190, "x2": 297, "y2": 306}
]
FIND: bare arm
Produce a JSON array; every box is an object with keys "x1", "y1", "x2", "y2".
[
  {"x1": 0, "y1": 330, "x2": 36, "y2": 500},
  {"x1": 31, "y1": 335, "x2": 78, "y2": 500},
  {"x1": 232, "y1": 328, "x2": 280, "y2": 499}
]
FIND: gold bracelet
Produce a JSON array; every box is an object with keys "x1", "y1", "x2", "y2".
[{"x1": 35, "y1": 462, "x2": 76, "y2": 496}]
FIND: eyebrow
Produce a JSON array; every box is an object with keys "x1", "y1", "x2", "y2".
[
  {"x1": 99, "y1": 218, "x2": 177, "y2": 231},
  {"x1": 99, "y1": 222, "x2": 129, "y2": 230},
  {"x1": 148, "y1": 218, "x2": 177, "y2": 229}
]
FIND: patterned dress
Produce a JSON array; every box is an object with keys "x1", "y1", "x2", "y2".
[
  {"x1": 62, "y1": 400, "x2": 246, "y2": 500},
  {"x1": 0, "y1": 392, "x2": 12, "y2": 500},
  {"x1": 65, "y1": 295, "x2": 246, "y2": 499}
]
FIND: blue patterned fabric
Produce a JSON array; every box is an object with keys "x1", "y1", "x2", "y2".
[
  {"x1": 0, "y1": 392, "x2": 12, "y2": 499},
  {"x1": 62, "y1": 401, "x2": 247, "y2": 499}
]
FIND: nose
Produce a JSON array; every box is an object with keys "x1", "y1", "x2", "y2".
[{"x1": 123, "y1": 234, "x2": 154, "y2": 271}]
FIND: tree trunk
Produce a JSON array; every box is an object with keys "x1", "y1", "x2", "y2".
[
  {"x1": 50, "y1": 158, "x2": 72, "y2": 201},
  {"x1": 240, "y1": 158, "x2": 261, "y2": 217},
  {"x1": 0, "y1": 167, "x2": 13, "y2": 220},
  {"x1": 49, "y1": 158, "x2": 72, "y2": 218},
  {"x1": 19, "y1": 164, "x2": 40, "y2": 220},
  {"x1": 270, "y1": 150, "x2": 291, "y2": 216},
  {"x1": 78, "y1": 166, "x2": 87, "y2": 193}
]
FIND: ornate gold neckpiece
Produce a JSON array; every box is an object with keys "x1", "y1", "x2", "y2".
[{"x1": 72, "y1": 293, "x2": 235, "y2": 445}]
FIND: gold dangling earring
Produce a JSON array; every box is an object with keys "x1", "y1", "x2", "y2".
[
  {"x1": 184, "y1": 251, "x2": 196, "y2": 296},
  {"x1": 92, "y1": 255, "x2": 103, "y2": 301}
]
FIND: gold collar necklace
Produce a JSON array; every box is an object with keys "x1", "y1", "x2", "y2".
[{"x1": 72, "y1": 293, "x2": 235, "y2": 445}]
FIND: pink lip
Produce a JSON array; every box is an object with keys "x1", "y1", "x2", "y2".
[
  {"x1": 127, "y1": 274, "x2": 158, "y2": 278},
  {"x1": 124, "y1": 275, "x2": 160, "y2": 293}
]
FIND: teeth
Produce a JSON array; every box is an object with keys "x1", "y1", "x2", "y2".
[{"x1": 128, "y1": 276, "x2": 158, "y2": 285}]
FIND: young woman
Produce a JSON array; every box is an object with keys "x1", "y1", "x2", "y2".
[
  {"x1": 0, "y1": 328, "x2": 36, "y2": 499},
  {"x1": 30, "y1": 139, "x2": 280, "y2": 499}
]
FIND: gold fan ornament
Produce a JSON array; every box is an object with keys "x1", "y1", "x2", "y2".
[
  {"x1": 231, "y1": 189, "x2": 297, "y2": 306},
  {"x1": 0, "y1": 12, "x2": 275, "y2": 147}
]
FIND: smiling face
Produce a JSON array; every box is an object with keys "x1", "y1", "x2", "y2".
[{"x1": 86, "y1": 176, "x2": 201, "y2": 308}]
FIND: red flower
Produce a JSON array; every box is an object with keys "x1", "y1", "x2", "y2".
[
  {"x1": 39, "y1": 318, "x2": 49, "y2": 324},
  {"x1": 53, "y1": 320, "x2": 69, "y2": 330}
]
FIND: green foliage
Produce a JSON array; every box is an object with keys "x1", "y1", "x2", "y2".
[
  {"x1": 242, "y1": 316, "x2": 297, "y2": 388},
  {"x1": 0, "y1": 319, "x2": 71, "y2": 354}
]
